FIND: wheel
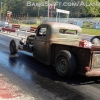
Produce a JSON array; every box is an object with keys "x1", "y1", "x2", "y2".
[
  {"x1": 90, "y1": 36, "x2": 100, "y2": 45},
  {"x1": 55, "y1": 50, "x2": 76, "y2": 78},
  {"x1": 9, "y1": 39, "x2": 18, "y2": 55}
]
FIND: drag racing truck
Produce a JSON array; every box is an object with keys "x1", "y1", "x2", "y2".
[{"x1": 9, "y1": 22, "x2": 100, "y2": 78}]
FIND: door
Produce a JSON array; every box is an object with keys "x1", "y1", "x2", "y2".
[{"x1": 33, "y1": 26, "x2": 47, "y2": 63}]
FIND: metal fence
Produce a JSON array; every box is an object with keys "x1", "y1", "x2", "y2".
[{"x1": 1, "y1": 16, "x2": 100, "y2": 29}]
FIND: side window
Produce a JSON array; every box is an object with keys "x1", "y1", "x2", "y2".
[
  {"x1": 37, "y1": 27, "x2": 47, "y2": 36},
  {"x1": 66, "y1": 30, "x2": 77, "y2": 34}
]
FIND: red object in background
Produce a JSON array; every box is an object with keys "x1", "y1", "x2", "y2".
[
  {"x1": 49, "y1": 4, "x2": 55, "y2": 10},
  {"x1": 49, "y1": 9, "x2": 52, "y2": 17},
  {"x1": 49, "y1": 4, "x2": 55, "y2": 17},
  {"x1": 79, "y1": 40, "x2": 86, "y2": 47},
  {"x1": 79, "y1": 40, "x2": 92, "y2": 48}
]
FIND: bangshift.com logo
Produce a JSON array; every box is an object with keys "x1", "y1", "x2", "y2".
[{"x1": 27, "y1": 1, "x2": 100, "y2": 7}]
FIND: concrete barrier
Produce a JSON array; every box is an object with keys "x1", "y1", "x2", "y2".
[
  {"x1": 0, "y1": 22, "x2": 37, "y2": 36},
  {"x1": 16, "y1": 26, "x2": 37, "y2": 36},
  {"x1": 2, "y1": 24, "x2": 20, "y2": 33}
]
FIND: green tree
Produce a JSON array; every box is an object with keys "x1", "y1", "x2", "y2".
[
  {"x1": 83, "y1": 0, "x2": 100, "y2": 17},
  {"x1": 1, "y1": 0, "x2": 100, "y2": 18}
]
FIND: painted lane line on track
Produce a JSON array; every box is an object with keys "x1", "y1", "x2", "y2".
[{"x1": 0, "y1": 32, "x2": 26, "y2": 40}]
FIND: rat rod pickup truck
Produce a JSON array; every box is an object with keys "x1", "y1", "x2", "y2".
[{"x1": 9, "y1": 22, "x2": 100, "y2": 78}]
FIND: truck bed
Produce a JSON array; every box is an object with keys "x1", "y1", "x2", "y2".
[{"x1": 52, "y1": 43, "x2": 100, "y2": 75}]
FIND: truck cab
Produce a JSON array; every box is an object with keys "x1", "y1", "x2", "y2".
[{"x1": 33, "y1": 22, "x2": 82, "y2": 65}]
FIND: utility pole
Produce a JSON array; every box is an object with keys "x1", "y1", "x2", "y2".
[
  {"x1": 38, "y1": 7, "x2": 40, "y2": 18},
  {"x1": 0, "y1": 0, "x2": 2, "y2": 21},
  {"x1": 48, "y1": 0, "x2": 49, "y2": 18}
]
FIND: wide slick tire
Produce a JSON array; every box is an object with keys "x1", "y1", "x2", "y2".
[
  {"x1": 9, "y1": 39, "x2": 18, "y2": 55},
  {"x1": 55, "y1": 50, "x2": 76, "y2": 78}
]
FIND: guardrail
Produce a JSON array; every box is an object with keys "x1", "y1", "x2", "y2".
[{"x1": 0, "y1": 24, "x2": 37, "y2": 37}]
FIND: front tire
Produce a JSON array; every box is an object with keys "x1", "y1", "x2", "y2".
[
  {"x1": 90, "y1": 36, "x2": 100, "y2": 45},
  {"x1": 55, "y1": 50, "x2": 76, "y2": 78},
  {"x1": 9, "y1": 39, "x2": 18, "y2": 55}
]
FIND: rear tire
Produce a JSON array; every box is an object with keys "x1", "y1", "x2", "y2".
[
  {"x1": 9, "y1": 39, "x2": 18, "y2": 55},
  {"x1": 55, "y1": 50, "x2": 76, "y2": 78}
]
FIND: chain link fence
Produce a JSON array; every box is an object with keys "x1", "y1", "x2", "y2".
[{"x1": 1, "y1": 16, "x2": 100, "y2": 29}]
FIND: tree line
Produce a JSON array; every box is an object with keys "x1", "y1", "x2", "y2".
[{"x1": 1, "y1": 0, "x2": 100, "y2": 18}]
